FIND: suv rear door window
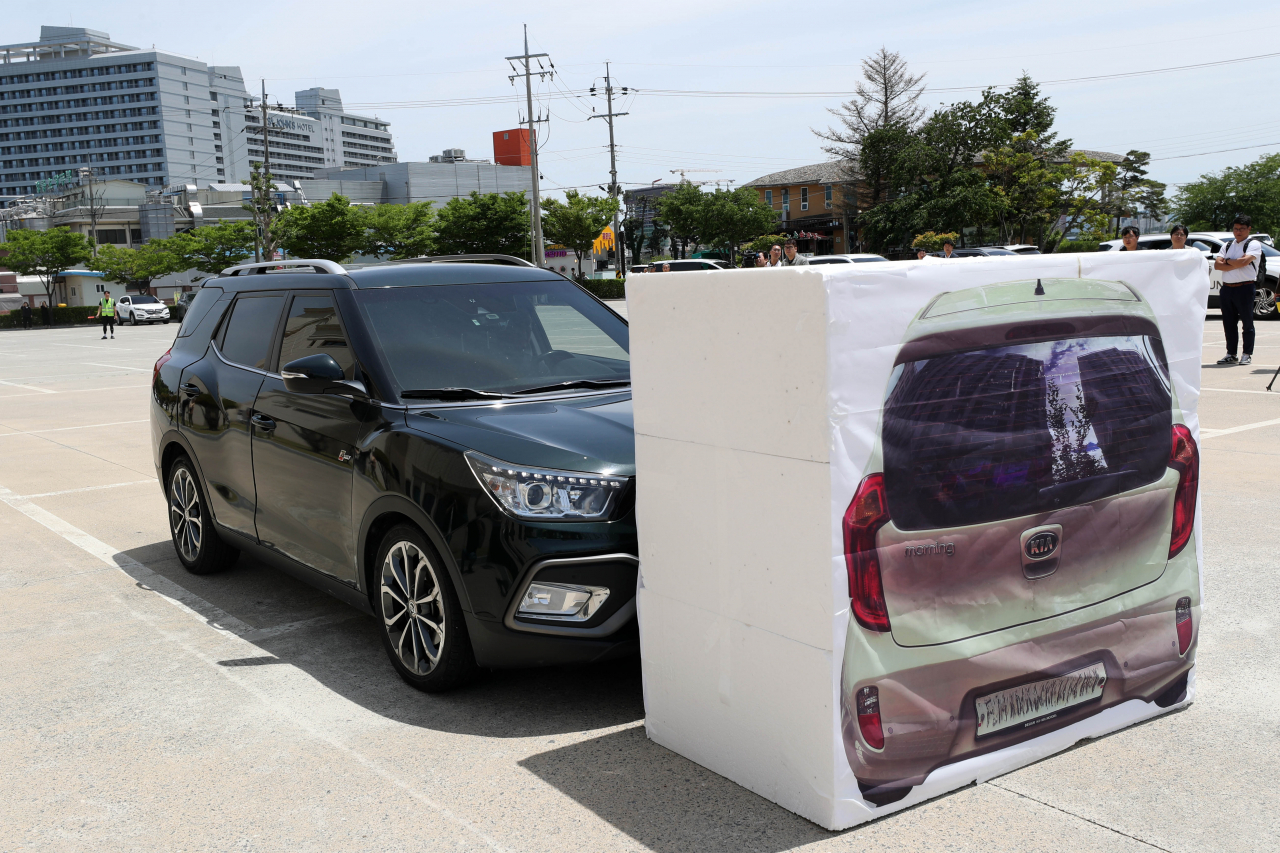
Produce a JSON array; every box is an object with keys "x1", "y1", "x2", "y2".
[
  {"x1": 177, "y1": 287, "x2": 223, "y2": 337},
  {"x1": 218, "y1": 295, "x2": 284, "y2": 370},
  {"x1": 277, "y1": 294, "x2": 355, "y2": 378},
  {"x1": 882, "y1": 334, "x2": 1172, "y2": 529}
]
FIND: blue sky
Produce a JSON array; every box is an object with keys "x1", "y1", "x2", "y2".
[{"x1": 15, "y1": 1, "x2": 1278, "y2": 202}]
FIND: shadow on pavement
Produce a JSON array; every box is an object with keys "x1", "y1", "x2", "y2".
[
  {"x1": 117, "y1": 540, "x2": 645, "y2": 739},
  {"x1": 519, "y1": 726, "x2": 834, "y2": 852}
]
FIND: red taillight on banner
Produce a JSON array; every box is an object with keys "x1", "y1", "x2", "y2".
[
  {"x1": 153, "y1": 346, "x2": 172, "y2": 387},
  {"x1": 843, "y1": 474, "x2": 891, "y2": 632},
  {"x1": 1175, "y1": 596, "x2": 1193, "y2": 655},
  {"x1": 1168, "y1": 424, "x2": 1199, "y2": 559},
  {"x1": 855, "y1": 685, "x2": 885, "y2": 750}
]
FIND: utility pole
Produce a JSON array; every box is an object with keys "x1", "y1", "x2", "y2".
[
  {"x1": 588, "y1": 63, "x2": 629, "y2": 273},
  {"x1": 507, "y1": 26, "x2": 548, "y2": 267},
  {"x1": 78, "y1": 167, "x2": 98, "y2": 258},
  {"x1": 249, "y1": 80, "x2": 275, "y2": 263}
]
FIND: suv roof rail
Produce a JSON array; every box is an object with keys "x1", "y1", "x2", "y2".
[
  {"x1": 391, "y1": 254, "x2": 536, "y2": 268},
  {"x1": 221, "y1": 259, "x2": 346, "y2": 276}
]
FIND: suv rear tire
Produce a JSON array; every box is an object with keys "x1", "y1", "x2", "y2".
[
  {"x1": 167, "y1": 455, "x2": 239, "y2": 575},
  {"x1": 374, "y1": 525, "x2": 477, "y2": 692},
  {"x1": 1255, "y1": 282, "x2": 1278, "y2": 320}
]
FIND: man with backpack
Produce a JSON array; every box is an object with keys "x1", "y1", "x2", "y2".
[{"x1": 1215, "y1": 215, "x2": 1264, "y2": 365}]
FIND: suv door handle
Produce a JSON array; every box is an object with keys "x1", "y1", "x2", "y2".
[
  {"x1": 251, "y1": 413, "x2": 276, "y2": 431},
  {"x1": 179, "y1": 382, "x2": 200, "y2": 397}
]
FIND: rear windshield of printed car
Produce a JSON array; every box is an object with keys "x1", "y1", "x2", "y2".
[
  {"x1": 882, "y1": 334, "x2": 1172, "y2": 530},
  {"x1": 354, "y1": 279, "x2": 630, "y2": 395}
]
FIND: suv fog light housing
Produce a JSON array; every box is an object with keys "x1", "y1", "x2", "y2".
[
  {"x1": 465, "y1": 451, "x2": 627, "y2": 520},
  {"x1": 518, "y1": 582, "x2": 610, "y2": 621}
]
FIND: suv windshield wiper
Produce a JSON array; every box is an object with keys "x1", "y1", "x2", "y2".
[
  {"x1": 399, "y1": 388, "x2": 512, "y2": 401},
  {"x1": 511, "y1": 378, "x2": 631, "y2": 395}
]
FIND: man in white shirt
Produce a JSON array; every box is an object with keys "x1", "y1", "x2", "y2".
[{"x1": 1214, "y1": 214, "x2": 1261, "y2": 365}]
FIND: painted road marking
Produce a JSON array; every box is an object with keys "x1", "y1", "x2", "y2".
[
  {"x1": 81, "y1": 362, "x2": 150, "y2": 371},
  {"x1": 1201, "y1": 416, "x2": 1280, "y2": 439},
  {"x1": 21, "y1": 480, "x2": 155, "y2": 498},
  {"x1": 0, "y1": 378, "x2": 54, "y2": 394},
  {"x1": 0, "y1": 419, "x2": 148, "y2": 438}
]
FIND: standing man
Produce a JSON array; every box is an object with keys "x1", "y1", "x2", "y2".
[
  {"x1": 1169, "y1": 224, "x2": 1191, "y2": 250},
  {"x1": 764, "y1": 245, "x2": 784, "y2": 267},
  {"x1": 781, "y1": 238, "x2": 809, "y2": 266},
  {"x1": 1215, "y1": 215, "x2": 1261, "y2": 366},
  {"x1": 39, "y1": 301, "x2": 51, "y2": 326},
  {"x1": 916, "y1": 248, "x2": 928, "y2": 260},
  {"x1": 19, "y1": 301, "x2": 33, "y2": 330},
  {"x1": 98, "y1": 289, "x2": 117, "y2": 340},
  {"x1": 941, "y1": 238, "x2": 957, "y2": 258}
]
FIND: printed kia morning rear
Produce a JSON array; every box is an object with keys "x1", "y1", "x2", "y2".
[{"x1": 840, "y1": 278, "x2": 1200, "y2": 806}]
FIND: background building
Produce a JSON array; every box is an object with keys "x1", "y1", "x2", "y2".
[
  {"x1": 0, "y1": 26, "x2": 253, "y2": 202},
  {"x1": 295, "y1": 87, "x2": 396, "y2": 170},
  {"x1": 310, "y1": 149, "x2": 530, "y2": 205}
]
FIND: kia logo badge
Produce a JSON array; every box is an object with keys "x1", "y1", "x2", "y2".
[{"x1": 1025, "y1": 531, "x2": 1059, "y2": 560}]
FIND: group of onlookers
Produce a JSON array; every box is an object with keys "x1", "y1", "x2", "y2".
[
  {"x1": 739, "y1": 238, "x2": 810, "y2": 268},
  {"x1": 15, "y1": 301, "x2": 51, "y2": 330}
]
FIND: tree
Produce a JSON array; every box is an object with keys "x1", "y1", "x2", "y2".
[
  {"x1": 273, "y1": 193, "x2": 369, "y2": 262},
  {"x1": 166, "y1": 220, "x2": 256, "y2": 277},
  {"x1": 1173, "y1": 153, "x2": 1280, "y2": 234},
  {"x1": 816, "y1": 47, "x2": 927, "y2": 159},
  {"x1": 365, "y1": 201, "x2": 435, "y2": 259},
  {"x1": 1047, "y1": 152, "x2": 1117, "y2": 251},
  {"x1": 984, "y1": 132, "x2": 1072, "y2": 245},
  {"x1": 621, "y1": 193, "x2": 654, "y2": 262},
  {"x1": 541, "y1": 190, "x2": 620, "y2": 279},
  {"x1": 747, "y1": 233, "x2": 789, "y2": 254},
  {"x1": 911, "y1": 231, "x2": 958, "y2": 252},
  {"x1": 89, "y1": 243, "x2": 183, "y2": 292},
  {"x1": 433, "y1": 191, "x2": 530, "y2": 257},
  {"x1": 243, "y1": 161, "x2": 280, "y2": 262},
  {"x1": 1, "y1": 227, "x2": 93, "y2": 316},
  {"x1": 655, "y1": 181, "x2": 708, "y2": 259},
  {"x1": 1106, "y1": 151, "x2": 1166, "y2": 236},
  {"x1": 699, "y1": 187, "x2": 778, "y2": 264}
]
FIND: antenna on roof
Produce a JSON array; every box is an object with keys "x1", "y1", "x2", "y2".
[{"x1": 1034, "y1": 279, "x2": 1046, "y2": 295}]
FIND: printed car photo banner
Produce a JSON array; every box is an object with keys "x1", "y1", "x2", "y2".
[{"x1": 629, "y1": 251, "x2": 1207, "y2": 830}]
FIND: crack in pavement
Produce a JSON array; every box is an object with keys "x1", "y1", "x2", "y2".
[{"x1": 986, "y1": 781, "x2": 1174, "y2": 852}]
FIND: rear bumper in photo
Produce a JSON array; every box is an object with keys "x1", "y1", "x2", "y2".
[{"x1": 842, "y1": 590, "x2": 1197, "y2": 802}]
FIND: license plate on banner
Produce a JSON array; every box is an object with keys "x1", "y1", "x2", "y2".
[{"x1": 975, "y1": 662, "x2": 1107, "y2": 738}]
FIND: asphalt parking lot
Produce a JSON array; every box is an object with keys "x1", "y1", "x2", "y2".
[{"x1": 1, "y1": 309, "x2": 1278, "y2": 853}]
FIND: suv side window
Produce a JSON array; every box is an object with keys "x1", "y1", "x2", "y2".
[
  {"x1": 277, "y1": 293, "x2": 356, "y2": 379},
  {"x1": 218, "y1": 294, "x2": 284, "y2": 370}
]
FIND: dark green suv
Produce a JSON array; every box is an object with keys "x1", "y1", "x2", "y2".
[{"x1": 150, "y1": 258, "x2": 636, "y2": 691}]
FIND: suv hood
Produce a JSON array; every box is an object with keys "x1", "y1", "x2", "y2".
[{"x1": 404, "y1": 393, "x2": 635, "y2": 476}]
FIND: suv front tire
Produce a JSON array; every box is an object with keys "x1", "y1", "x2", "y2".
[{"x1": 374, "y1": 525, "x2": 476, "y2": 692}]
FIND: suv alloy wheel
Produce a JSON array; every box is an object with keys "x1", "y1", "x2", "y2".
[
  {"x1": 375, "y1": 525, "x2": 476, "y2": 691},
  {"x1": 1255, "y1": 283, "x2": 1278, "y2": 320},
  {"x1": 167, "y1": 456, "x2": 239, "y2": 574}
]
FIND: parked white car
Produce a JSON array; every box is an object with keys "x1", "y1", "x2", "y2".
[
  {"x1": 1000, "y1": 244, "x2": 1042, "y2": 254},
  {"x1": 807, "y1": 254, "x2": 889, "y2": 265},
  {"x1": 117, "y1": 294, "x2": 171, "y2": 325}
]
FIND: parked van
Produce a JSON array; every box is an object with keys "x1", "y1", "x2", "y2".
[{"x1": 840, "y1": 277, "x2": 1200, "y2": 806}]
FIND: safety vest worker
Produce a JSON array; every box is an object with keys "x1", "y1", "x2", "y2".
[{"x1": 98, "y1": 291, "x2": 117, "y2": 339}]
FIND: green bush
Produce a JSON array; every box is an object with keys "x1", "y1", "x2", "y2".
[
  {"x1": 578, "y1": 279, "x2": 626, "y2": 300},
  {"x1": 1051, "y1": 239, "x2": 1103, "y2": 254},
  {"x1": 0, "y1": 304, "x2": 105, "y2": 328}
]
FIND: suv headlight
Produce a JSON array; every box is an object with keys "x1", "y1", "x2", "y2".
[{"x1": 465, "y1": 451, "x2": 627, "y2": 520}]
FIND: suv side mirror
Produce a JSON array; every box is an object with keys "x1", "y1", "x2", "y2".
[{"x1": 282, "y1": 354, "x2": 367, "y2": 398}]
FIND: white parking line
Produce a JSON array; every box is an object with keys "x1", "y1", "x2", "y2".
[
  {"x1": 21, "y1": 480, "x2": 154, "y2": 498},
  {"x1": 81, "y1": 362, "x2": 149, "y2": 371},
  {"x1": 1201, "y1": 417, "x2": 1280, "y2": 439},
  {"x1": 0, "y1": 378, "x2": 54, "y2": 394},
  {"x1": 0, "y1": 383, "x2": 148, "y2": 399},
  {"x1": 0, "y1": 419, "x2": 148, "y2": 438},
  {"x1": 1202, "y1": 387, "x2": 1280, "y2": 396}
]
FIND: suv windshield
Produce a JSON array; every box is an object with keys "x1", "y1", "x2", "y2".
[
  {"x1": 133, "y1": 295, "x2": 160, "y2": 304},
  {"x1": 355, "y1": 280, "x2": 629, "y2": 396},
  {"x1": 882, "y1": 334, "x2": 1172, "y2": 529}
]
